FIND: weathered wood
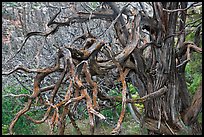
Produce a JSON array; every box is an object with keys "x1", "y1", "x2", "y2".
[
  {"x1": 4, "y1": 2, "x2": 202, "y2": 135},
  {"x1": 183, "y1": 83, "x2": 202, "y2": 126}
]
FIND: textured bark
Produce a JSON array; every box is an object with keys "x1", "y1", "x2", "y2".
[
  {"x1": 2, "y1": 2, "x2": 202, "y2": 135},
  {"x1": 183, "y1": 83, "x2": 202, "y2": 126}
]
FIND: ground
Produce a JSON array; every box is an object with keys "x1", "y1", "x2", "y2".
[{"x1": 34, "y1": 113, "x2": 143, "y2": 135}]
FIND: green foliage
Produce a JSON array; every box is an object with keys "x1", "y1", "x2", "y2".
[
  {"x1": 2, "y1": 86, "x2": 37, "y2": 135},
  {"x1": 128, "y1": 83, "x2": 144, "y2": 112},
  {"x1": 2, "y1": 124, "x2": 9, "y2": 135},
  {"x1": 188, "y1": 73, "x2": 202, "y2": 95},
  {"x1": 185, "y1": 6, "x2": 202, "y2": 96},
  {"x1": 109, "y1": 88, "x2": 121, "y2": 96},
  {"x1": 185, "y1": 54, "x2": 202, "y2": 95},
  {"x1": 100, "y1": 82, "x2": 144, "y2": 119},
  {"x1": 128, "y1": 82, "x2": 137, "y2": 94},
  {"x1": 100, "y1": 108, "x2": 115, "y2": 120},
  {"x1": 185, "y1": 32, "x2": 194, "y2": 42}
]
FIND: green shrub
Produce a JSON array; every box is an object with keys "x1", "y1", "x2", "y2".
[
  {"x1": 2, "y1": 86, "x2": 37, "y2": 135},
  {"x1": 185, "y1": 63, "x2": 202, "y2": 95}
]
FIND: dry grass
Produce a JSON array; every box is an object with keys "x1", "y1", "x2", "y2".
[{"x1": 35, "y1": 114, "x2": 142, "y2": 135}]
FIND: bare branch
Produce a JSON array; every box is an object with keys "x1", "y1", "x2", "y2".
[{"x1": 163, "y1": 2, "x2": 201, "y2": 13}]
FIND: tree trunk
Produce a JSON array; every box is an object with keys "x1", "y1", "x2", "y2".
[
  {"x1": 3, "y1": 2, "x2": 202, "y2": 135},
  {"x1": 129, "y1": 2, "x2": 202, "y2": 135}
]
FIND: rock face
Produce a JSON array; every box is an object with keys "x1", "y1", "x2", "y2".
[
  {"x1": 2, "y1": 2, "x2": 154, "y2": 87},
  {"x1": 2, "y1": 2, "x2": 81, "y2": 87},
  {"x1": 3, "y1": 2, "x2": 201, "y2": 135}
]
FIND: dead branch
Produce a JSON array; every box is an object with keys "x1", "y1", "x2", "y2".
[{"x1": 3, "y1": 2, "x2": 202, "y2": 135}]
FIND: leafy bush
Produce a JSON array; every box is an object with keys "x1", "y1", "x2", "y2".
[
  {"x1": 2, "y1": 86, "x2": 37, "y2": 135},
  {"x1": 185, "y1": 61, "x2": 202, "y2": 95},
  {"x1": 128, "y1": 83, "x2": 144, "y2": 112}
]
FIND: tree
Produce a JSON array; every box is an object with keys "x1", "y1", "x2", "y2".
[{"x1": 2, "y1": 2, "x2": 202, "y2": 135}]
